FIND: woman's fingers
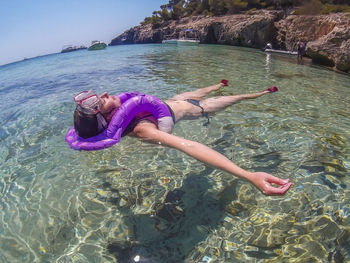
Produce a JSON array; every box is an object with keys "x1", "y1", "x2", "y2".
[
  {"x1": 252, "y1": 172, "x2": 292, "y2": 195},
  {"x1": 264, "y1": 181, "x2": 293, "y2": 195},
  {"x1": 266, "y1": 175, "x2": 290, "y2": 186}
]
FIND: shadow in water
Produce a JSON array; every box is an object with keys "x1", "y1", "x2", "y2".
[{"x1": 106, "y1": 167, "x2": 237, "y2": 263}]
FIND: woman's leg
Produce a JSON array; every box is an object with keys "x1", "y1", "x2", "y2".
[
  {"x1": 167, "y1": 89, "x2": 276, "y2": 121},
  {"x1": 200, "y1": 90, "x2": 271, "y2": 113},
  {"x1": 169, "y1": 83, "x2": 224, "y2": 101}
]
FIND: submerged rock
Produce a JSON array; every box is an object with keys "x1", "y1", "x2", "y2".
[
  {"x1": 0, "y1": 146, "x2": 9, "y2": 163},
  {"x1": 327, "y1": 248, "x2": 345, "y2": 263},
  {"x1": 311, "y1": 216, "x2": 340, "y2": 241},
  {"x1": 336, "y1": 229, "x2": 350, "y2": 259},
  {"x1": 107, "y1": 240, "x2": 136, "y2": 262},
  {"x1": 247, "y1": 213, "x2": 296, "y2": 249},
  {"x1": 153, "y1": 189, "x2": 185, "y2": 223}
]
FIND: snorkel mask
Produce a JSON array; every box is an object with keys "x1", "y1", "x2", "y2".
[{"x1": 74, "y1": 90, "x2": 107, "y2": 133}]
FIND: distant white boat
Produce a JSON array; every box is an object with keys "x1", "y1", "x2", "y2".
[
  {"x1": 264, "y1": 48, "x2": 297, "y2": 55},
  {"x1": 61, "y1": 45, "x2": 87, "y2": 53},
  {"x1": 162, "y1": 38, "x2": 200, "y2": 45},
  {"x1": 162, "y1": 29, "x2": 200, "y2": 45}
]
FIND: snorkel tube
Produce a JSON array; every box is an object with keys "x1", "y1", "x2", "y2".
[{"x1": 65, "y1": 92, "x2": 174, "y2": 151}]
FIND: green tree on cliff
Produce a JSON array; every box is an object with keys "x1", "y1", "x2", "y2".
[
  {"x1": 171, "y1": 0, "x2": 186, "y2": 19},
  {"x1": 142, "y1": 0, "x2": 350, "y2": 25},
  {"x1": 184, "y1": 0, "x2": 202, "y2": 15}
]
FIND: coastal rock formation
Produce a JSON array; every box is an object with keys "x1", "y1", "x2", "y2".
[
  {"x1": 275, "y1": 13, "x2": 350, "y2": 72},
  {"x1": 307, "y1": 27, "x2": 350, "y2": 72},
  {"x1": 111, "y1": 25, "x2": 162, "y2": 44},
  {"x1": 110, "y1": 11, "x2": 350, "y2": 73},
  {"x1": 110, "y1": 10, "x2": 283, "y2": 47}
]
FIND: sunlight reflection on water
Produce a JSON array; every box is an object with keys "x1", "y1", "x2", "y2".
[{"x1": 0, "y1": 44, "x2": 350, "y2": 262}]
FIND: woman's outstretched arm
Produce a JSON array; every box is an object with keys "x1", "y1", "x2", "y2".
[{"x1": 133, "y1": 123, "x2": 292, "y2": 195}]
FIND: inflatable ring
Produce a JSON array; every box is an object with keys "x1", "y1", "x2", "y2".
[{"x1": 65, "y1": 92, "x2": 174, "y2": 151}]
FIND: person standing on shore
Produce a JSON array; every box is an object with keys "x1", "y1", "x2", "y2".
[{"x1": 297, "y1": 41, "x2": 306, "y2": 61}]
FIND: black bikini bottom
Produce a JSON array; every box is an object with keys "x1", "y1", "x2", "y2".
[
  {"x1": 185, "y1": 99, "x2": 210, "y2": 126},
  {"x1": 164, "y1": 102, "x2": 176, "y2": 123}
]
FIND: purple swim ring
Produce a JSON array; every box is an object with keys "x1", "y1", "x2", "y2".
[{"x1": 65, "y1": 92, "x2": 173, "y2": 151}]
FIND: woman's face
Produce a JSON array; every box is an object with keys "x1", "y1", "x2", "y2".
[{"x1": 99, "y1": 92, "x2": 121, "y2": 122}]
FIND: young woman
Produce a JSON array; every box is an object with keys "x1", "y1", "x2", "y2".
[{"x1": 73, "y1": 81, "x2": 292, "y2": 195}]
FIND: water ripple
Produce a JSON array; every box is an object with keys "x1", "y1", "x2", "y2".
[{"x1": 0, "y1": 44, "x2": 350, "y2": 262}]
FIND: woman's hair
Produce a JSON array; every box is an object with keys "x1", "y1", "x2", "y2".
[{"x1": 74, "y1": 108, "x2": 102, "y2": 138}]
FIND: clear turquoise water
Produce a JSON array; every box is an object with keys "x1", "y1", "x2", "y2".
[{"x1": 0, "y1": 44, "x2": 349, "y2": 263}]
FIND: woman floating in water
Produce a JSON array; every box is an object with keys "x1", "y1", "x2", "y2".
[{"x1": 67, "y1": 80, "x2": 292, "y2": 195}]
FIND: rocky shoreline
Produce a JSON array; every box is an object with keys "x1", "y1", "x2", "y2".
[{"x1": 110, "y1": 10, "x2": 350, "y2": 73}]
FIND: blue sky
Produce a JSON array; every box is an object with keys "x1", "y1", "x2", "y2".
[{"x1": 1, "y1": 0, "x2": 168, "y2": 66}]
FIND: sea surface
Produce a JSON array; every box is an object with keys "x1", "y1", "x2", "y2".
[{"x1": 0, "y1": 44, "x2": 349, "y2": 263}]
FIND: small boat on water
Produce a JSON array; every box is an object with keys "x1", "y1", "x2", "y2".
[
  {"x1": 162, "y1": 38, "x2": 200, "y2": 45},
  {"x1": 88, "y1": 41, "x2": 107, "y2": 51},
  {"x1": 61, "y1": 45, "x2": 87, "y2": 53},
  {"x1": 162, "y1": 29, "x2": 200, "y2": 45},
  {"x1": 263, "y1": 42, "x2": 297, "y2": 55},
  {"x1": 264, "y1": 48, "x2": 297, "y2": 55}
]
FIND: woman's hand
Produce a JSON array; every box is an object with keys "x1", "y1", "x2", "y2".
[{"x1": 250, "y1": 172, "x2": 292, "y2": 195}]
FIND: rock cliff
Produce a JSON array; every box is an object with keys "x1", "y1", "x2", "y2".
[
  {"x1": 110, "y1": 11, "x2": 350, "y2": 73},
  {"x1": 275, "y1": 13, "x2": 350, "y2": 72}
]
